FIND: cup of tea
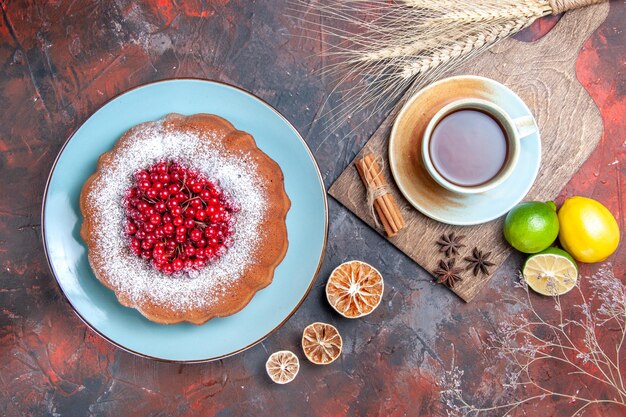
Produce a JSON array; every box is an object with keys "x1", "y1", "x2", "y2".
[{"x1": 421, "y1": 98, "x2": 537, "y2": 194}]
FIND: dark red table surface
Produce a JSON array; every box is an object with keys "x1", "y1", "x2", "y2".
[{"x1": 0, "y1": 1, "x2": 624, "y2": 416}]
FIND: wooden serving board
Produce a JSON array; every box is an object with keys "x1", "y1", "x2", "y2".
[{"x1": 328, "y1": 4, "x2": 609, "y2": 302}]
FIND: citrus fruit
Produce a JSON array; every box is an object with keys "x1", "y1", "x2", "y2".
[
  {"x1": 558, "y1": 196, "x2": 620, "y2": 263},
  {"x1": 503, "y1": 201, "x2": 559, "y2": 253},
  {"x1": 523, "y1": 247, "x2": 578, "y2": 296},
  {"x1": 301, "y1": 322, "x2": 342, "y2": 365},
  {"x1": 326, "y1": 260, "x2": 384, "y2": 318},
  {"x1": 265, "y1": 350, "x2": 299, "y2": 384}
]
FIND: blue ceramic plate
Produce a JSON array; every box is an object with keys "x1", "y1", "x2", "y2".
[
  {"x1": 389, "y1": 75, "x2": 541, "y2": 226},
  {"x1": 42, "y1": 79, "x2": 327, "y2": 362}
]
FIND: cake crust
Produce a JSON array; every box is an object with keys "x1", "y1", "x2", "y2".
[{"x1": 80, "y1": 113, "x2": 290, "y2": 324}]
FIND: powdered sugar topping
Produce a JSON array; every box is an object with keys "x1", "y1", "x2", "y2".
[{"x1": 85, "y1": 118, "x2": 267, "y2": 312}]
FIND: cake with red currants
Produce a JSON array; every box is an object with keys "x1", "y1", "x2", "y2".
[{"x1": 80, "y1": 113, "x2": 290, "y2": 324}]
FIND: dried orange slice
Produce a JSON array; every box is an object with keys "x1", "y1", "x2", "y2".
[
  {"x1": 301, "y1": 322, "x2": 343, "y2": 365},
  {"x1": 326, "y1": 260, "x2": 384, "y2": 318},
  {"x1": 265, "y1": 350, "x2": 299, "y2": 384}
]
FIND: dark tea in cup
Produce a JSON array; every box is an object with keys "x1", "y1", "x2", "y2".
[
  {"x1": 429, "y1": 109, "x2": 508, "y2": 187},
  {"x1": 422, "y1": 98, "x2": 537, "y2": 195}
]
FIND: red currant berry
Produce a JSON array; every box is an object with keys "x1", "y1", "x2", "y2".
[
  {"x1": 163, "y1": 223, "x2": 175, "y2": 235},
  {"x1": 184, "y1": 207, "x2": 196, "y2": 218},
  {"x1": 135, "y1": 170, "x2": 149, "y2": 181},
  {"x1": 126, "y1": 222, "x2": 138, "y2": 235},
  {"x1": 138, "y1": 180, "x2": 151, "y2": 191},
  {"x1": 211, "y1": 186, "x2": 222, "y2": 197},
  {"x1": 172, "y1": 258, "x2": 184, "y2": 271},
  {"x1": 190, "y1": 229, "x2": 203, "y2": 242},
  {"x1": 159, "y1": 189, "x2": 170, "y2": 200},
  {"x1": 204, "y1": 226, "x2": 218, "y2": 238},
  {"x1": 156, "y1": 163, "x2": 168, "y2": 175},
  {"x1": 195, "y1": 209, "x2": 207, "y2": 221},
  {"x1": 185, "y1": 246, "x2": 196, "y2": 257},
  {"x1": 126, "y1": 188, "x2": 137, "y2": 199},
  {"x1": 155, "y1": 202, "x2": 167, "y2": 213},
  {"x1": 200, "y1": 189, "x2": 212, "y2": 200}
]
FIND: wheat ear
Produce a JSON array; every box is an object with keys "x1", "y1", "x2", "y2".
[{"x1": 290, "y1": 0, "x2": 607, "y2": 136}]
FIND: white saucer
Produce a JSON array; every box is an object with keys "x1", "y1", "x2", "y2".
[{"x1": 389, "y1": 75, "x2": 541, "y2": 226}]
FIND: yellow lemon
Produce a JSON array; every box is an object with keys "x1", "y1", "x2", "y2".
[{"x1": 558, "y1": 196, "x2": 620, "y2": 263}]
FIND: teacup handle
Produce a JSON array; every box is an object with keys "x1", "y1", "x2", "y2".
[{"x1": 513, "y1": 115, "x2": 537, "y2": 139}]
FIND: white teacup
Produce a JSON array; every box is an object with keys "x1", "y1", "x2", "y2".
[{"x1": 422, "y1": 98, "x2": 537, "y2": 194}]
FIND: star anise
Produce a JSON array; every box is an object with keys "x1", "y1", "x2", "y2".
[
  {"x1": 464, "y1": 247, "x2": 496, "y2": 276},
  {"x1": 434, "y1": 258, "x2": 463, "y2": 288},
  {"x1": 436, "y1": 232, "x2": 466, "y2": 257}
]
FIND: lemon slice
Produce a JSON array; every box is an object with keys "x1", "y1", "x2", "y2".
[
  {"x1": 301, "y1": 322, "x2": 343, "y2": 365},
  {"x1": 326, "y1": 260, "x2": 384, "y2": 318},
  {"x1": 523, "y1": 248, "x2": 578, "y2": 296},
  {"x1": 265, "y1": 350, "x2": 299, "y2": 384}
]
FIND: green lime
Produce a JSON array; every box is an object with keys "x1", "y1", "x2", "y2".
[
  {"x1": 523, "y1": 247, "x2": 578, "y2": 296},
  {"x1": 503, "y1": 201, "x2": 559, "y2": 253}
]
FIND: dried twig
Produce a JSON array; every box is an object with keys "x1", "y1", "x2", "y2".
[{"x1": 440, "y1": 264, "x2": 626, "y2": 416}]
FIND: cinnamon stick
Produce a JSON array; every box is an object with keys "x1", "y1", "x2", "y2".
[
  {"x1": 360, "y1": 159, "x2": 399, "y2": 233},
  {"x1": 356, "y1": 161, "x2": 397, "y2": 237},
  {"x1": 356, "y1": 152, "x2": 405, "y2": 237},
  {"x1": 364, "y1": 154, "x2": 405, "y2": 229}
]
